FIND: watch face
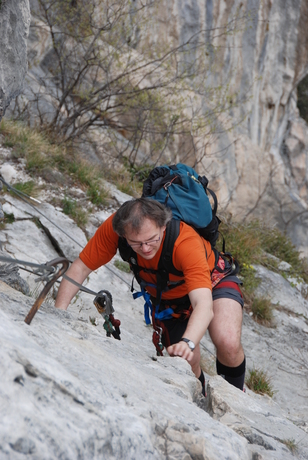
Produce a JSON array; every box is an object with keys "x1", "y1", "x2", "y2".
[{"x1": 181, "y1": 338, "x2": 195, "y2": 350}]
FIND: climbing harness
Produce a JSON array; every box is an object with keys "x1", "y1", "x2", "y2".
[{"x1": 119, "y1": 218, "x2": 239, "y2": 355}]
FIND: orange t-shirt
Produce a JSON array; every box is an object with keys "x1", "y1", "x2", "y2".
[{"x1": 80, "y1": 213, "x2": 216, "y2": 300}]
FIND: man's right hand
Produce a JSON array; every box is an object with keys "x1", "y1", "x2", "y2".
[{"x1": 167, "y1": 341, "x2": 194, "y2": 361}]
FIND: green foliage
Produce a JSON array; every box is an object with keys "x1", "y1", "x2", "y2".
[
  {"x1": 261, "y1": 226, "x2": 302, "y2": 268},
  {"x1": 114, "y1": 158, "x2": 153, "y2": 195},
  {"x1": 260, "y1": 226, "x2": 308, "y2": 284},
  {"x1": 219, "y1": 221, "x2": 262, "y2": 305},
  {"x1": 251, "y1": 296, "x2": 273, "y2": 325},
  {"x1": 114, "y1": 260, "x2": 131, "y2": 273},
  {"x1": 122, "y1": 157, "x2": 153, "y2": 183},
  {"x1": 0, "y1": 119, "x2": 58, "y2": 172},
  {"x1": 86, "y1": 182, "x2": 108, "y2": 206},
  {"x1": 67, "y1": 161, "x2": 93, "y2": 184},
  {"x1": 32, "y1": 217, "x2": 43, "y2": 229},
  {"x1": 281, "y1": 438, "x2": 297, "y2": 454},
  {"x1": 220, "y1": 220, "x2": 305, "y2": 269},
  {"x1": 105, "y1": 164, "x2": 143, "y2": 197},
  {"x1": 219, "y1": 221, "x2": 262, "y2": 266},
  {"x1": 245, "y1": 367, "x2": 275, "y2": 397},
  {"x1": 11, "y1": 181, "x2": 37, "y2": 197},
  {"x1": 238, "y1": 263, "x2": 260, "y2": 301},
  {"x1": 65, "y1": 161, "x2": 108, "y2": 206},
  {"x1": 26, "y1": 153, "x2": 49, "y2": 172},
  {"x1": 3, "y1": 212, "x2": 15, "y2": 224},
  {"x1": 220, "y1": 220, "x2": 308, "y2": 307},
  {"x1": 89, "y1": 316, "x2": 98, "y2": 326},
  {"x1": 62, "y1": 196, "x2": 75, "y2": 215},
  {"x1": 117, "y1": 181, "x2": 139, "y2": 196},
  {"x1": 11, "y1": 0, "x2": 248, "y2": 169},
  {"x1": 61, "y1": 196, "x2": 88, "y2": 227},
  {"x1": 0, "y1": 119, "x2": 110, "y2": 208}
]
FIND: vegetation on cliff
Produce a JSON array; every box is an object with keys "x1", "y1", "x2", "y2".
[
  {"x1": 1, "y1": 0, "x2": 307, "y2": 337},
  {"x1": 10, "y1": 0, "x2": 249, "y2": 169},
  {"x1": 1, "y1": 117, "x2": 307, "y2": 320}
]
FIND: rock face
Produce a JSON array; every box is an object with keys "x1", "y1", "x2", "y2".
[
  {"x1": 0, "y1": 0, "x2": 30, "y2": 121},
  {"x1": 0, "y1": 251, "x2": 30, "y2": 295},
  {"x1": 0, "y1": 12, "x2": 308, "y2": 456},
  {"x1": 1, "y1": 0, "x2": 306, "y2": 254},
  {"x1": 0, "y1": 161, "x2": 308, "y2": 459},
  {"x1": 17, "y1": 0, "x2": 308, "y2": 256},
  {"x1": 144, "y1": 0, "x2": 308, "y2": 257}
]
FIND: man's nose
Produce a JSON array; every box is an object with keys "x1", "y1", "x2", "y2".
[{"x1": 141, "y1": 243, "x2": 151, "y2": 252}]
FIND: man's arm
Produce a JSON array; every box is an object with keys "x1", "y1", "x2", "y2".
[
  {"x1": 167, "y1": 287, "x2": 213, "y2": 362},
  {"x1": 55, "y1": 257, "x2": 93, "y2": 310}
]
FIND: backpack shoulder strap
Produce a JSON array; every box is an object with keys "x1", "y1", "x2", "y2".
[
  {"x1": 153, "y1": 219, "x2": 183, "y2": 305},
  {"x1": 118, "y1": 237, "x2": 135, "y2": 263},
  {"x1": 159, "y1": 219, "x2": 182, "y2": 276},
  {"x1": 206, "y1": 187, "x2": 218, "y2": 216},
  {"x1": 198, "y1": 174, "x2": 218, "y2": 216}
]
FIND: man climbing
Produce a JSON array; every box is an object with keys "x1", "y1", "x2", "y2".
[{"x1": 55, "y1": 198, "x2": 245, "y2": 395}]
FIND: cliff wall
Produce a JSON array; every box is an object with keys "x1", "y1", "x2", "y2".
[
  {"x1": 1, "y1": 0, "x2": 307, "y2": 255},
  {"x1": 0, "y1": 160, "x2": 308, "y2": 458},
  {"x1": 0, "y1": 0, "x2": 30, "y2": 121},
  {"x1": 145, "y1": 0, "x2": 308, "y2": 256}
]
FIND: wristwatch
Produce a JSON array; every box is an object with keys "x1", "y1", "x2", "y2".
[{"x1": 180, "y1": 338, "x2": 195, "y2": 351}]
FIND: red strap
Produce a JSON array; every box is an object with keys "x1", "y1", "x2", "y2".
[
  {"x1": 151, "y1": 312, "x2": 173, "y2": 355},
  {"x1": 152, "y1": 331, "x2": 164, "y2": 356},
  {"x1": 214, "y1": 281, "x2": 242, "y2": 296}
]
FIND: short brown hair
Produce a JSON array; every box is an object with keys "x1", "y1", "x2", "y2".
[{"x1": 112, "y1": 198, "x2": 172, "y2": 237}]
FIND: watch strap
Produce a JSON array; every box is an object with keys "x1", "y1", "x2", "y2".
[{"x1": 180, "y1": 338, "x2": 195, "y2": 350}]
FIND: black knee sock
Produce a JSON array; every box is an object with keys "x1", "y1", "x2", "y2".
[
  {"x1": 216, "y1": 357, "x2": 246, "y2": 390},
  {"x1": 198, "y1": 370, "x2": 206, "y2": 396}
]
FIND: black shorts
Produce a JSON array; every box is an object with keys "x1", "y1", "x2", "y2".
[
  {"x1": 161, "y1": 275, "x2": 243, "y2": 346},
  {"x1": 212, "y1": 275, "x2": 243, "y2": 307}
]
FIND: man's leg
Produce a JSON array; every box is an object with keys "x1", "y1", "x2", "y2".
[
  {"x1": 162, "y1": 319, "x2": 206, "y2": 395},
  {"x1": 208, "y1": 297, "x2": 245, "y2": 390},
  {"x1": 187, "y1": 344, "x2": 206, "y2": 395}
]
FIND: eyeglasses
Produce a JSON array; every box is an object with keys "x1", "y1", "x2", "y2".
[{"x1": 127, "y1": 236, "x2": 161, "y2": 249}]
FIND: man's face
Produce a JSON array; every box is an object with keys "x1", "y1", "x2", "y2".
[{"x1": 124, "y1": 218, "x2": 165, "y2": 260}]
